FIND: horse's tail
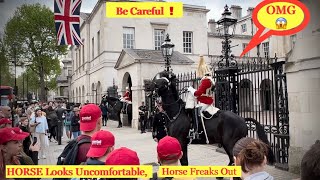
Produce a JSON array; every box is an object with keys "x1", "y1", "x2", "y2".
[{"x1": 245, "y1": 118, "x2": 275, "y2": 165}]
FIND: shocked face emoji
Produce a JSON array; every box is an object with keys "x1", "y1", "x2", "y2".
[{"x1": 276, "y1": 17, "x2": 287, "y2": 29}]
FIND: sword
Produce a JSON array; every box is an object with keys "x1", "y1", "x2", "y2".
[{"x1": 200, "y1": 114, "x2": 210, "y2": 144}]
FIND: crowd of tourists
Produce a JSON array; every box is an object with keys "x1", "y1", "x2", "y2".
[{"x1": 0, "y1": 102, "x2": 319, "y2": 180}]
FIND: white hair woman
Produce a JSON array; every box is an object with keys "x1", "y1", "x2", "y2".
[{"x1": 30, "y1": 107, "x2": 49, "y2": 159}]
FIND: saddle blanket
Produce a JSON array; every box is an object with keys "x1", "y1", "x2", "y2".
[{"x1": 197, "y1": 103, "x2": 220, "y2": 117}]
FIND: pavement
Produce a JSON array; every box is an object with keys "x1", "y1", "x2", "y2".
[{"x1": 39, "y1": 120, "x2": 300, "y2": 180}]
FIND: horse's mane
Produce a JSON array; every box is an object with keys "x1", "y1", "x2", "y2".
[{"x1": 158, "y1": 71, "x2": 179, "y2": 101}]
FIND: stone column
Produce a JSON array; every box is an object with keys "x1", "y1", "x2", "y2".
[
  {"x1": 131, "y1": 85, "x2": 144, "y2": 129},
  {"x1": 287, "y1": 0, "x2": 320, "y2": 174}
]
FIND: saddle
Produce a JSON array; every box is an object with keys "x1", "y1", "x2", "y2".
[{"x1": 197, "y1": 103, "x2": 220, "y2": 119}]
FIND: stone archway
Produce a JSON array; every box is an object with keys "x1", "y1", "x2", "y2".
[
  {"x1": 76, "y1": 88, "x2": 78, "y2": 103},
  {"x1": 72, "y1": 90, "x2": 75, "y2": 102},
  {"x1": 97, "y1": 81, "x2": 102, "y2": 104},
  {"x1": 79, "y1": 87, "x2": 81, "y2": 104},
  {"x1": 239, "y1": 79, "x2": 254, "y2": 111},
  {"x1": 121, "y1": 72, "x2": 133, "y2": 126},
  {"x1": 122, "y1": 72, "x2": 132, "y2": 92},
  {"x1": 82, "y1": 86, "x2": 85, "y2": 104},
  {"x1": 260, "y1": 79, "x2": 272, "y2": 111},
  {"x1": 91, "y1": 83, "x2": 95, "y2": 103}
]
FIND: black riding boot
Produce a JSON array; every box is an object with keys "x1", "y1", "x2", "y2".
[
  {"x1": 194, "y1": 107, "x2": 200, "y2": 139},
  {"x1": 118, "y1": 116, "x2": 122, "y2": 128}
]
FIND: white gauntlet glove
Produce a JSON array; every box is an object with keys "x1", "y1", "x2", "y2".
[{"x1": 187, "y1": 86, "x2": 196, "y2": 96}]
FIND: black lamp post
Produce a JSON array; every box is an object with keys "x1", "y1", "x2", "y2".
[
  {"x1": 161, "y1": 34, "x2": 175, "y2": 72},
  {"x1": 215, "y1": 5, "x2": 239, "y2": 113},
  {"x1": 217, "y1": 5, "x2": 238, "y2": 68}
]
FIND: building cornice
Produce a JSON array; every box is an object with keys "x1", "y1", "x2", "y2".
[
  {"x1": 208, "y1": 32, "x2": 252, "y2": 40},
  {"x1": 183, "y1": 4, "x2": 210, "y2": 13},
  {"x1": 150, "y1": 22, "x2": 169, "y2": 26},
  {"x1": 81, "y1": 1, "x2": 210, "y2": 31}
]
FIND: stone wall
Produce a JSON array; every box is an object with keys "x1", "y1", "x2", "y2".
[{"x1": 286, "y1": 0, "x2": 320, "y2": 174}]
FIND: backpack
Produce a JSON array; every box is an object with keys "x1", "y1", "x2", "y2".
[
  {"x1": 56, "y1": 137, "x2": 91, "y2": 165},
  {"x1": 151, "y1": 173, "x2": 173, "y2": 180},
  {"x1": 64, "y1": 111, "x2": 73, "y2": 126}
]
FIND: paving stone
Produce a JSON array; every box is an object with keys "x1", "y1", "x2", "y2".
[{"x1": 40, "y1": 120, "x2": 299, "y2": 180}]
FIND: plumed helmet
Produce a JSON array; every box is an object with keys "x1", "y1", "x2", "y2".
[{"x1": 197, "y1": 55, "x2": 211, "y2": 77}]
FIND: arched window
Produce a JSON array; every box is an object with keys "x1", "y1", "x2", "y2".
[{"x1": 260, "y1": 79, "x2": 273, "y2": 111}]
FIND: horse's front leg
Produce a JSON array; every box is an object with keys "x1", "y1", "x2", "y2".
[
  {"x1": 179, "y1": 140, "x2": 189, "y2": 166},
  {"x1": 117, "y1": 112, "x2": 122, "y2": 128}
]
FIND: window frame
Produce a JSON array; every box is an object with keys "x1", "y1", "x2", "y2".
[
  {"x1": 154, "y1": 29, "x2": 165, "y2": 50},
  {"x1": 183, "y1": 31, "x2": 193, "y2": 54},
  {"x1": 123, "y1": 27, "x2": 135, "y2": 49},
  {"x1": 262, "y1": 42, "x2": 270, "y2": 58},
  {"x1": 241, "y1": 24, "x2": 247, "y2": 33}
]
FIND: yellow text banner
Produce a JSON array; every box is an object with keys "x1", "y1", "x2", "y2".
[
  {"x1": 106, "y1": 2, "x2": 183, "y2": 18},
  {"x1": 6, "y1": 165, "x2": 153, "y2": 178},
  {"x1": 158, "y1": 166, "x2": 242, "y2": 178}
]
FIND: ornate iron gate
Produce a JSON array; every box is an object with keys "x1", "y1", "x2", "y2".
[
  {"x1": 215, "y1": 56, "x2": 290, "y2": 170},
  {"x1": 143, "y1": 56, "x2": 290, "y2": 170}
]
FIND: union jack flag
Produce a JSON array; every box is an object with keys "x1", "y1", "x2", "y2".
[{"x1": 54, "y1": 0, "x2": 83, "y2": 45}]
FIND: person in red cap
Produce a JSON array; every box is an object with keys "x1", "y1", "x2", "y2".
[
  {"x1": 85, "y1": 130, "x2": 115, "y2": 165},
  {"x1": 0, "y1": 127, "x2": 29, "y2": 179},
  {"x1": 104, "y1": 147, "x2": 140, "y2": 180},
  {"x1": 0, "y1": 118, "x2": 12, "y2": 128},
  {"x1": 11, "y1": 127, "x2": 39, "y2": 166},
  {"x1": 105, "y1": 147, "x2": 140, "y2": 166},
  {"x1": 75, "y1": 104, "x2": 103, "y2": 165},
  {"x1": 155, "y1": 136, "x2": 196, "y2": 180}
]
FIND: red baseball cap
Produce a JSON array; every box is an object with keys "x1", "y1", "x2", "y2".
[
  {"x1": 105, "y1": 147, "x2": 140, "y2": 165},
  {"x1": 87, "y1": 130, "x2": 115, "y2": 158},
  {"x1": 0, "y1": 128, "x2": 29, "y2": 144},
  {"x1": 0, "y1": 118, "x2": 12, "y2": 126},
  {"x1": 157, "y1": 136, "x2": 182, "y2": 161},
  {"x1": 80, "y1": 104, "x2": 102, "y2": 131}
]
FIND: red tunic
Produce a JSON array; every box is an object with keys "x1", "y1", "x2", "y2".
[
  {"x1": 123, "y1": 91, "x2": 132, "y2": 101},
  {"x1": 194, "y1": 78, "x2": 214, "y2": 105}
]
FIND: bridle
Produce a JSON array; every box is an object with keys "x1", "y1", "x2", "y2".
[
  {"x1": 106, "y1": 98, "x2": 119, "y2": 109},
  {"x1": 152, "y1": 76, "x2": 188, "y2": 124}
]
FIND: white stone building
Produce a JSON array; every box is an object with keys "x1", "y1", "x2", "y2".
[
  {"x1": 56, "y1": 52, "x2": 73, "y2": 101},
  {"x1": 286, "y1": 0, "x2": 320, "y2": 174},
  {"x1": 69, "y1": 0, "x2": 210, "y2": 127},
  {"x1": 69, "y1": 1, "x2": 297, "y2": 128}
]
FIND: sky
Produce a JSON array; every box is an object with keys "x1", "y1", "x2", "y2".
[{"x1": 0, "y1": 0, "x2": 259, "y2": 35}]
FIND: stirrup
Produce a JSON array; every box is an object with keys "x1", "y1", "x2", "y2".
[
  {"x1": 188, "y1": 130, "x2": 195, "y2": 145},
  {"x1": 195, "y1": 132, "x2": 200, "y2": 139},
  {"x1": 188, "y1": 129, "x2": 195, "y2": 138}
]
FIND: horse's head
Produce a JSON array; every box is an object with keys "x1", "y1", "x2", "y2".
[{"x1": 153, "y1": 71, "x2": 178, "y2": 99}]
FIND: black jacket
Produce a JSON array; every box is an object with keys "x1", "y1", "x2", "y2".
[
  {"x1": 55, "y1": 107, "x2": 66, "y2": 121},
  {"x1": 139, "y1": 105, "x2": 147, "y2": 116},
  {"x1": 19, "y1": 125, "x2": 31, "y2": 155},
  {"x1": 46, "y1": 110, "x2": 58, "y2": 127},
  {"x1": 71, "y1": 115, "x2": 80, "y2": 132},
  {"x1": 152, "y1": 112, "x2": 168, "y2": 140}
]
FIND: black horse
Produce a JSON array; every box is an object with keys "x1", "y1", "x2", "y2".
[
  {"x1": 152, "y1": 71, "x2": 274, "y2": 169},
  {"x1": 103, "y1": 96, "x2": 132, "y2": 127}
]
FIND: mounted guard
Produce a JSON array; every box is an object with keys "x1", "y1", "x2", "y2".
[
  {"x1": 187, "y1": 55, "x2": 217, "y2": 143},
  {"x1": 120, "y1": 86, "x2": 132, "y2": 114}
]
